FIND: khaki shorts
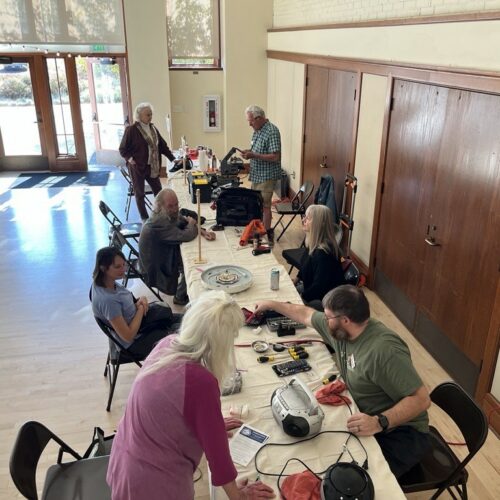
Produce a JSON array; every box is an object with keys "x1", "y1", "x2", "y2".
[{"x1": 251, "y1": 180, "x2": 275, "y2": 208}]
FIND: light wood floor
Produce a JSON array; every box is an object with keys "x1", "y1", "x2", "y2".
[{"x1": 0, "y1": 169, "x2": 498, "y2": 499}]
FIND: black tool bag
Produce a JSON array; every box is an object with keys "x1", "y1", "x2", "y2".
[{"x1": 216, "y1": 187, "x2": 263, "y2": 226}]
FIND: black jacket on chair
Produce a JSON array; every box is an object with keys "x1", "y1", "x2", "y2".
[{"x1": 314, "y1": 175, "x2": 339, "y2": 224}]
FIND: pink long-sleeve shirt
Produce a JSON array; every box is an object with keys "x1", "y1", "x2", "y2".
[{"x1": 107, "y1": 337, "x2": 237, "y2": 499}]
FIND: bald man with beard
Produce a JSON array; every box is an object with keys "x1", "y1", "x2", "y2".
[{"x1": 139, "y1": 188, "x2": 215, "y2": 306}]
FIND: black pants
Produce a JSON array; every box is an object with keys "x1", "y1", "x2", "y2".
[
  {"x1": 375, "y1": 426, "x2": 431, "y2": 478},
  {"x1": 128, "y1": 163, "x2": 162, "y2": 220},
  {"x1": 127, "y1": 306, "x2": 182, "y2": 359}
]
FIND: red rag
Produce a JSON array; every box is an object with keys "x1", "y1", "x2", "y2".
[
  {"x1": 314, "y1": 380, "x2": 352, "y2": 406},
  {"x1": 281, "y1": 470, "x2": 321, "y2": 500}
]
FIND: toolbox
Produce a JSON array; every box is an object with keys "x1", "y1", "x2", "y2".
[{"x1": 188, "y1": 172, "x2": 212, "y2": 203}]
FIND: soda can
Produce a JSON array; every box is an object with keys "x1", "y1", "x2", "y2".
[{"x1": 270, "y1": 268, "x2": 280, "y2": 291}]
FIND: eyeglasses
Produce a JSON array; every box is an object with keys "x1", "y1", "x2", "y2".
[{"x1": 325, "y1": 314, "x2": 342, "y2": 321}]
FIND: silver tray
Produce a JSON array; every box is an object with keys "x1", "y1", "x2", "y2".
[{"x1": 201, "y1": 265, "x2": 253, "y2": 294}]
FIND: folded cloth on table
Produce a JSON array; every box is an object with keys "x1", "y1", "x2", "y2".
[
  {"x1": 281, "y1": 470, "x2": 321, "y2": 500},
  {"x1": 315, "y1": 380, "x2": 352, "y2": 406}
]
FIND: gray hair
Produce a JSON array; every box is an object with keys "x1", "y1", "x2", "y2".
[
  {"x1": 150, "y1": 187, "x2": 177, "y2": 221},
  {"x1": 139, "y1": 290, "x2": 244, "y2": 383},
  {"x1": 245, "y1": 105, "x2": 266, "y2": 118},
  {"x1": 134, "y1": 102, "x2": 153, "y2": 121}
]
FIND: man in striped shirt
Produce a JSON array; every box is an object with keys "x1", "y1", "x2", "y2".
[{"x1": 242, "y1": 105, "x2": 282, "y2": 229}]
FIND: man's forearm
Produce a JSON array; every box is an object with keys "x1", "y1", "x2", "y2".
[
  {"x1": 347, "y1": 385, "x2": 431, "y2": 436},
  {"x1": 256, "y1": 300, "x2": 315, "y2": 327},
  {"x1": 383, "y1": 385, "x2": 431, "y2": 430},
  {"x1": 254, "y1": 152, "x2": 280, "y2": 162}
]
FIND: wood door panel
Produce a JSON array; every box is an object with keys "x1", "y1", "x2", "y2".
[
  {"x1": 376, "y1": 81, "x2": 447, "y2": 305},
  {"x1": 376, "y1": 79, "x2": 500, "y2": 393},
  {"x1": 302, "y1": 66, "x2": 356, "y2": 211},
  {"x1": 325, "y1": 69, "x2": 357, "y2": 214},
  {"x1": 303, "y1": 66, "x2": 329, "y2": 189},
  {"x1": 418, "y1": 88, "x2": 500, "y2": 364}
]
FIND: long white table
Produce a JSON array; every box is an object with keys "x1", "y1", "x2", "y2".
[{"x1": 168, "y1": 175, "x2": 405, "y2": 499}]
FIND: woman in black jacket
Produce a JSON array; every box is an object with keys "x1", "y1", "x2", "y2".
[{"x1": 295, "y1": 204, "x2": 346, "y2": 304}]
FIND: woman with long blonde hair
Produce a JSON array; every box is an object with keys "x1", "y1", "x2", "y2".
[
  {"x1": 295, "y1": 204, "x2": 346, "y2": 304},
  {"x1": 107, "y1": 290, "x2": 275, "y2": 500}
]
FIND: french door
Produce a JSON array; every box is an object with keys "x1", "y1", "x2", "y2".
[
  {"x1": 0, "y1": 57, "x2": 47, "y2": 170},
  {"x1": 0, "y1": 54, "x2": 130, "y2": 172},
  {"x1": 78, "y1": 57, "x2": 130, "y2": 165}
]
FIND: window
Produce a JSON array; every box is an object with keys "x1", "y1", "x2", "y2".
[
  {"x1": 166, "y1": 0, "x2": 221, "y2": 69},
  {"x1": 0, "y1": 0, "x2": 125, "y2": 51}
]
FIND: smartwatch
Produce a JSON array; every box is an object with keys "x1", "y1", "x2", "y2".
[{"x1": 377, "y1": 414, "x2": 389, "y2": 433}]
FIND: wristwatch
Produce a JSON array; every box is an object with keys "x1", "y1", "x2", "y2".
[{"x1": 377, "y1": 414, "x2": 389, "y2": 433}]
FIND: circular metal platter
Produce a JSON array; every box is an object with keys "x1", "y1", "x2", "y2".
[{"x1": 201, "y1": 265, "x2": 253, "y2": 294}]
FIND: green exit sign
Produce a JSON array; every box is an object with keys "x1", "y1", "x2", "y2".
[{"x1": 92, "y1": 44, "x2": 106, "y2": 52}]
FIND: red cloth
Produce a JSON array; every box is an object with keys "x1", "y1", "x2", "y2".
[
  {"x1": 281, "y1": 470, "x2": 321, "y2": 499},
  {"x1": 314, "y1": 380, "x2": 352, "y2": 406}
]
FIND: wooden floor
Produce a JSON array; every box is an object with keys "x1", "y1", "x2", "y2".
[{"x1": 0, "y1": 169, "x2": 498, "y2": 499}]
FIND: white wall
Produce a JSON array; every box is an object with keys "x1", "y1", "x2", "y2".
[
  {"x1": 222, "y1": 0, "x2": 273, "y2": 151},
  {"x1": 267, "y1": 59, "x2": 305, "y2": 193},
  {"x1": 169, "y1": 71, "x2": 225, "y2": 156},
  {"x1": 273, "y1": 0, "x2": 500, "y2": 26},
  {"x1": 351, "y1": 74, "x2": 388, "y2": 266},
  {"x1": 268, "y1": 20, "x2": 500, "y2": 73},
  {"x1": 492, "y1": 356, "x2": 500, "y2": 400},
  {"x1": 123, "y1": 0, "x2": 172, "y2": 153}
]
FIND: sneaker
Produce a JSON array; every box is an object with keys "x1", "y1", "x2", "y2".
[{"x1": 173, "y1": 296, "x2": 189, "y2": 306}]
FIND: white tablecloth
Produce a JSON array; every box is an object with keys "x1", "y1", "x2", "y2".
[{"x1": 169, "y1": 175, "x2": 405, "y2": 499}]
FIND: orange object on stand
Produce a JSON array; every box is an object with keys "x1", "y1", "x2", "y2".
[{"x1": 239, "y1": 219, "x2": 267, "y2": 246}]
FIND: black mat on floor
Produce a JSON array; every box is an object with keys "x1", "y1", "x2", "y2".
[{"x1": 10, "y1": 171, "x2": 110, "y2": 189}]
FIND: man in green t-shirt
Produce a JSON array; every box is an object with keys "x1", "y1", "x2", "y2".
[{"x1": 254, "y1": 284, "x2": 431, "y2": 478}]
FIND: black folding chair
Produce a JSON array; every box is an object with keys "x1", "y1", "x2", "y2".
[
  {"x1": 99, "y1": 200, "x2": 142, "y2": 245},
  {"x1": 10, "y1": 421, "x2": 111, "y2": 499},
  {"x1": 119, "y1": 165, "x2": 153, "y2": 220},
  {"x1": 399, "y1": 381, "x2": 488, "y2": 499},
  {"x1": 272, "y1": 180, "x2": 314, "y2": 241},
  {"x1": 112, "y1": 230, "x2": 163, "y2": 301},
  {"x1": 94, "y1": 316, "x2": 144, "y2": 412}
]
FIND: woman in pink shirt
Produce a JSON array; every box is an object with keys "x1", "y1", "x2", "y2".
[{"x1": 107, "y1": 290, "x2": 275, "y2": 500}]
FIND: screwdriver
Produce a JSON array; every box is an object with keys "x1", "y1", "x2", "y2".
[
  {"x1": 257, "y1": 351, "x2": 309, "y2": 363},
  {"x1": 322, "y1": 374, "x2": 338, "y2": 384}
]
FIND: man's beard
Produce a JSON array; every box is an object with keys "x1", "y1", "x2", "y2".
[{"x1": 330, "y1": 325, "x2": 348, "y2": 341}]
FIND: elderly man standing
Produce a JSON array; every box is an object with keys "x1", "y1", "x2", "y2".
[
  {"x1": 241, "y1": 105, "x2": 281, "y2": 230},
  {"x1": 255, "y1": 285, "x2": 431, "y2": 479},
  {"x1": 119, "y1": 102, "x2": 176, "y2": 221},
  {"x1": 139, "y1": 188, "x2": 216, "y2": 306}
]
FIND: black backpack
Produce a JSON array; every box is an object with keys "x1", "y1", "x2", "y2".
[{"x1": 216, "y1": 187, "x2": 263, "y2": 226}]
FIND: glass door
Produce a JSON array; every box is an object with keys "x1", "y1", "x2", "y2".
[
  {"x1": 77, "y1": 57, "x2": 129, "y2": 165},
  {"x1": 45, "y1": 56, "x2": 87, "y2": 171},
  {"x1": 0, "y1": 58, "x2": 47, "y2": 170}
]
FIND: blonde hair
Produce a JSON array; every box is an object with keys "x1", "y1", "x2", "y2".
[
  {"x1": 304, "y1": 204, "x2": 341, "y2": 258},
  {"x1": 139, "y1": 290, "x2": 244, "y2": 384}
]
